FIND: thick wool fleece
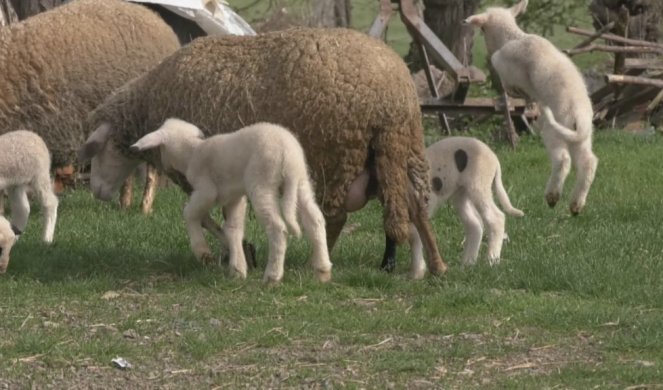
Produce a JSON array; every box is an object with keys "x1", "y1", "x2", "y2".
[
  {"x1": 89, "y1": 27, "x2": 431, "y2": 245},
  {"x1": 0, "y1": 0, "x2": 180, "y2": 167}
]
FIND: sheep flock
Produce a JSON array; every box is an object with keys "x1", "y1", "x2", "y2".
[{"x1": 0, "y1": 0, "x2": 601, "y2": 285}]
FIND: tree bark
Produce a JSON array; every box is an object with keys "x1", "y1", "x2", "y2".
[
  {"x1": 8, "y1": 0, "x2": 67, "y2": 20},
  {"x1": 312, "y1": 0, "x2": 351, "y2": 27}
]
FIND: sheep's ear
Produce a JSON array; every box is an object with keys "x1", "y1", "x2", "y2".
[
  {"x1": 464, "y1": 13, "x2": 489, "y2": 27},
  {"x1": 510, "y1": 0, "x2": 528, "y2": 17},
  {"x1": 131, "y1": 131, "x2": 165, "y2": 152},
  {"x1": 78, "y1": 123, "x2": 112, "y2": 162}
]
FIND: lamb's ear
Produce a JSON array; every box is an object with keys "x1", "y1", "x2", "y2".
[
  {"x1": 131, "y1": 131, "x2": 165, "y2": 152},
  {"x1": 78, "y1": 123, "x2": 112, "y2": 162},
  {"x1": 510, "y1": 0, "x2": 528, "y2": 17},
  {"x1": 463, "y1": 13, "x2": 489, "y2": 27}
]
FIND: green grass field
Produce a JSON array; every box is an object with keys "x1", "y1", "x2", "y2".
[{"x1": 1, "y1": 130, "x2": 662, "y2": 388}]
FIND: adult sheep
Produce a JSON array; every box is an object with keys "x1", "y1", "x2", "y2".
[
  {"x1": 0, "y1": 0, "x2": 180, "y2": 175},
  {"x1": 78, "y1": 27, "x2": 448, "y2": 276}
]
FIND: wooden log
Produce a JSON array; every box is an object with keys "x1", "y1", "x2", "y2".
[
  {"x1": 564, "y1": 21, "x2": 615, "y2": 54},
  {"x1": 605, "y1": 74, "x2": 663, "y2": 88},
  {"x1": 624, "y1": 58, "x2": 663, "y2": 70},
  {"x1": 566, "y1": 26, "x2": 663, "y2": 49},
  {"x1": 567, "y1": 44, "x2": 663, "y2": 56}
]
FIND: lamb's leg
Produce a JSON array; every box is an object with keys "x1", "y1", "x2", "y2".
[
  {"x1": 119, "y1": 175, "x2": 133, "y2": 209},
  {"x1": 541, "y1": 129, "x2": 571, "y2": 208},
  {"x1": 223, "y1": 197, "x2": 248, "y2": 279},
  {"x1": 408, "y1": 224, "x2": 426, "y2": 279},
  {"x1": 568, "y1": 141, "x2": 598, "y2": 215},
  {"x1": 34, "y1": 173, "x2": 58, "y2": 243},
  {"x1": 8, "y1": 186, "x2": 30, "y2": 232},
  {"x1": 298, "y1": 184, "x2": 332, "y2": 282},
  {"x1": 473, "y1": 198, "x2": 505, "y2": 266},
  {"x1": 251, "y1": 189, "x2": 288, "y2": 285},
  {"x1": 453, "y1": 196, "x2": 483, "y2": 266},
  {"x1": 0, "y1": 239, "x2": 14, "y2": 274},
  {"x1": 183, "y1": 188, "x2": 217, "y2": 265},
  {"x1": 140, "y1": 164, "x2": 158, "y2": 215}
]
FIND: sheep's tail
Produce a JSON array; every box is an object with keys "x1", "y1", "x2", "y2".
[
  {"x1": 540, "y1": 105, "x2": 592, "y2": 143},
  {"x1": 493, "y1": 163, "x2": 524, "y2": 217},
  {"x1": 281, "y1": 175, "x2": 302, "y2": 238}
]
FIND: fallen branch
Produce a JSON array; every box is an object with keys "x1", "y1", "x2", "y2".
[
  {"x1": 605, "y1": 74, "x2": 663, "y2": 88},
  {"x1": 567, "y1": 26, "x2": 663, "y2": 49},
  {"x1": 564, "y1": 21, "x2": 615, "y2": 54},
  {"x1": 567, "y1": 44, "x2": 663, "y2": 56}
]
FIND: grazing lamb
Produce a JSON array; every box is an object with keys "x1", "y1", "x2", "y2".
[
  {"x1": 78, "y1": 27, "x2": 448, "y2": 276},
  {"x1": 464, "y1": 0, "x2": 599, "y2": 215},
  {"x1": 0, "y1": 215, "x2": 21, "y2": 274},
  {"x1": 132, "y1": 119, "x2": 332, "y2": 285},
  {"x1": 405, "y1": 137, "x2": 524, "y2": 279},
  {"x1": 0, "y1": 130, "x2": 58, "y2": 244},
  {"x1": 0, "y1": 0, "x2": 180, "y2": 208}
]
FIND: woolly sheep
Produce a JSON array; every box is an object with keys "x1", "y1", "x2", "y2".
[
  {"x1": 0, "y1": 215, "x2": 21, "y2": 274},
  {"x1": 0, "y1": 0, "x2": 180, "y2": 169},
  {"x1": 464, "y1": 0, "x2": 599, "y2": 215},
  {"x1": 78, "y1": 27, "x2": 448, "y2": 276},
  {"x1": 132, "y1": 119, "x2": 333, "y2": 284},
  {"x1": 0, "y1": 130, "x2": 58, "y2": 246},
  {"x1": 405, "y1": 137, "x2": 524, "y2": 279}
]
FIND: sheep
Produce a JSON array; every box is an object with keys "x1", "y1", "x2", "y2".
[
  {"x1": 0, "y1": 215, "x2": 21, "y2": 274},
  {"x1": 77, "y1": 27, "x2": 448, "y2": 276},
  {"x1": 464, "y1": 0, "x2": 599, "y2": 215},
  {"x1": 131, "y1": 118, "x2": 333, "y2": 284},
  {"x1": 0, "y1": 130, "x2": 59, "y2": 245},
  {"x1": 0, "y1": 0, "x2": 180, "y2": 181},
  {"x1": 404, "y1": 137, "x2": 524, "y2": 279}
]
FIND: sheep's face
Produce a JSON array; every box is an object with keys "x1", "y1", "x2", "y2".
[{"x1": 79, "y1": 123, "x2": 140, "y2": 202}]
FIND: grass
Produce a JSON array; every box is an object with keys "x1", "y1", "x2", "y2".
[{"x1": 1, "y1": 130, "x2": 663, "y2": 388}]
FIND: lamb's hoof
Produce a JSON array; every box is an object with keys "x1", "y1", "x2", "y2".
[
  {"x1": 545, "y1": 192, "x2": 560, "y2": 208},
  {"x1": 200, "y1": 253, "x2": 216, "y2": 267},
  {"x1": 227, "y1": 266, "x2": 247, "y2": 280},
  {"x1": 409, "y1": 269, "x2": 426, "y2": 280},
  {"x1": 569, "y1": 202, "x2": 583, "y2": 216},
  {"x1": 262, "y1": 275, "x2": 282, "y2": 287},
  {"x1": 488, "y1": 257, "x2": 501, "y2": 266},
  {"x1": 316, "y1": 269, "x2": 332, "y2": 283}
]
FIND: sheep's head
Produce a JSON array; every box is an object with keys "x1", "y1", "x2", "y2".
[
  {"x1": 0, "y1": 216, "x2": 20, "y2": 274},
  {"x1": 464, "y1": 0, "x2": 528, "y2": 55},
  {"x1": 130, "y1": 118, "x2": 204, "y2": 175},
  {"x1": 78, "y1": 123, "x2": 140, "y2": 202}
]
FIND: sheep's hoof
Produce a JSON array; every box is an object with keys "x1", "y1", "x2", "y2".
[
  {"x1": 316, "y1": 269, "x2": 332, "y2": 283},
  {"x1": 380, "y1": 259, "x2": 396, "y2": 273},
  {"x1": 227, "y1": 266, "x2": 247, "y2": 280},
  {"x1": 200, "y1": 253, "x2": 216, "y2": 267},
  {"x1": 569, "y1": 202, "x2": 583, "y2": 216},
  {"x1": 262, "y1": 275, "x2": 282, "y2": 286},
  {"x1": 428, "y1": 258, "x2": 448, "y2": 276},
  {"x1": 545, "y1": 192, "x2": 560, "y2": 208}
]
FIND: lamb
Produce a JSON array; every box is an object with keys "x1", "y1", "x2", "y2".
[
  {"x1": 131, "y1": 119, "x2": 333, "y2": 284},
  {"x1": 78, "y1": 27, "x2": 448, "y2": 276},
  {"x1": 0, "y1": 0, "x2": 180, "y2": 185},
  {"x1": 406, "y1": 137, "x2": 524, "y2": 279},
  {"x1": 0, "y1": 130, "x2": 58, "y2": 246},
  {"x1": 464, "y1": 0, "x2": 599, "y2": 215},
  {"x1": 0, "y1": 215, "x2": 21, "y2": 274}
]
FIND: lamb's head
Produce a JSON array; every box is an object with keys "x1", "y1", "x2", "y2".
[
  {"x1": 130, "y1": 118, "x2": 205, "y2": 175},
  {"x1": 78, "y1": 123, "x2": 141, "y2": 202},
  {"x1": 0, "y1": 216, "x2": 21, "y2": 274},
  {"x1": 464, "y1": 0, "x2": 528, "y2": 55}
]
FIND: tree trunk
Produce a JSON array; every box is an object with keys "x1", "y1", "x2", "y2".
[
  {"x1": 8, "y1": 0, "x2": 68, "y2": 20},
  {"x1": 0, "y1": 0, "x2": 18, "y2": 26},
  {"x1": 406, "y1": 0, "x2": 480, "y2": 71},
  {"x1": 590, "y1": 0, "x2": 661, "y2": 43},
  {"x1": 312, "y1": 0, "x2": 351, "y2": 27}
]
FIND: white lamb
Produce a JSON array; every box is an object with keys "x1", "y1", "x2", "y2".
[
  {"x1": 0, "y1": 215, "x2": 21, "y2": 273},
  {"x1": 131, "y1": 118, "x2": 332, "y2": 285},
  {"x1": 465, "y1": 0, "x2": 599, "y2": 215},
  {"x1": 0, "y1": 130, "x2": 58, "y2": 244},
  {"x1": 409, "y1": 137, "x2": 524, "y2": 279}
]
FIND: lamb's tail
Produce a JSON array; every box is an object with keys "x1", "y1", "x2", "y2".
[
  {"x1": 540, "y1": 105, "x2": 592, "y2": 143},
  {"x1": 281, "y1": 175, "x2": 302, "y2": 238},
  {"x1": 493, "y1": 164, "x2": 524, "y2": 217}
]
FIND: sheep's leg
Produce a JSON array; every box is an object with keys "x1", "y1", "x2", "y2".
[
  {"x1": 119, "y1": 175, "x2": 133, "y2": 209},
  {"x1": 474, "y1": 198, "x2": 505, "y2": 266},
  {"x1": 541, "y1": 130, "x2": 571, "y2": 208},
  {"x1": 223, "y1": 197, "x2": 248, "y2": 279},
  {"x1": 251, "y1": 189, "x2": 288, "y2": 285},
  {"x1": 298, "y1": 184, "x2": 332, "y2": 283},
  {"x1": 183, "y1": 188, "x2": 217, "y2": 265},
  {"x1": 454, "y1": 196, "x2": 483, "y2": 266},
  {"x1": 380, "y1": 236, "x2": 398, "y2": 273},
  {"x1": 325, "y1": 212, "x2": 347, "y2": 253},
  {"x1": 0, "y1": 239, "x2": 14, "y2": 274},
  {"x1": 8, "y1": 186, "x2": 30, "y2": 233},
  {"x1": 407, "y1": 188, "x2": 448, "y2": 275},
  {"x1": 408, "y1": 224, "x2": 427, "y2": 280},
  {"x1": 568, "y1": 142, "x2": 598, "y2": 215},
  {"x1": 140, "y1": 164, "x2": 158, "y2": 215},
  {"x1": 34, "y1": 174, "x2": 58, "y2": 243}
]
